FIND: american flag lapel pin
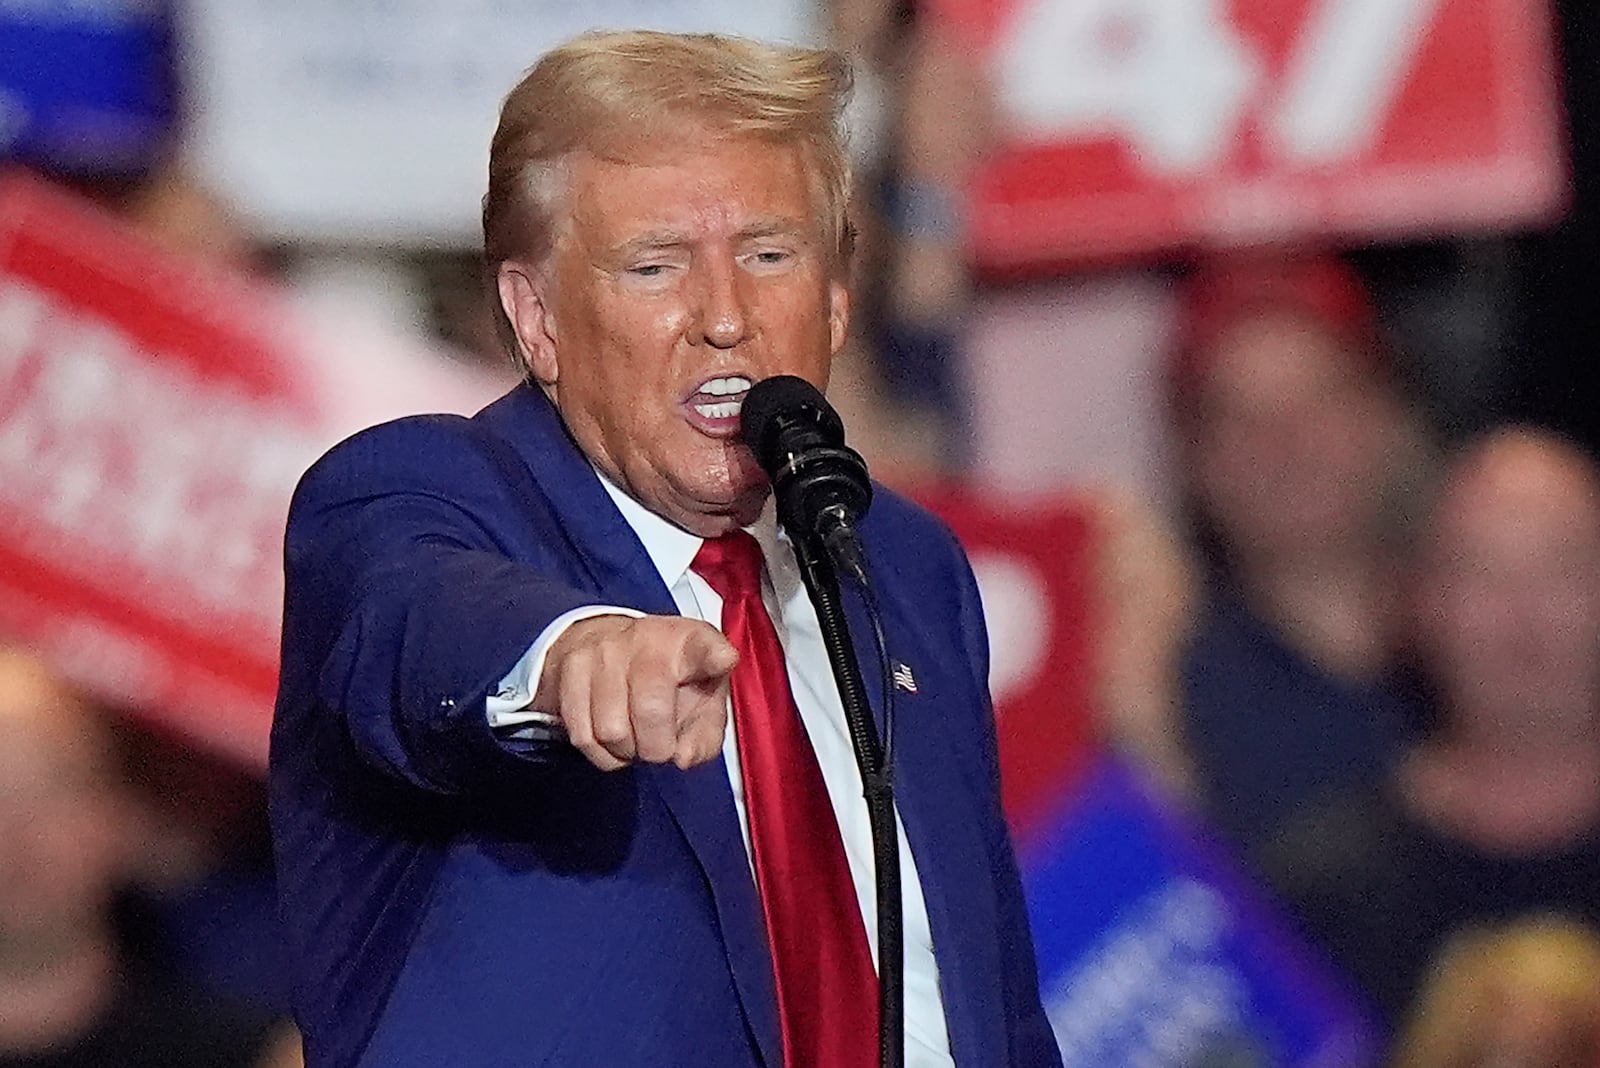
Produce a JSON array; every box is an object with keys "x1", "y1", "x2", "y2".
[{"x1": 891, "y1": 661, "x2": 918, "y2": 694}]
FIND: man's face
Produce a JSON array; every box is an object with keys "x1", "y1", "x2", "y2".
[
  {"x1": 1420, "y1": 448, "x2": 1600, "y2": 729},
  {"x1": 1189, "y1": 311, "x2": 1395, "y2": 558},
  {"x1": 500, "y1": 133, "x2": 848, "y2": 537}
]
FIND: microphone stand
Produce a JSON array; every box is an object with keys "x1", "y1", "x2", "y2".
[{"x1": 791, "y1": 531, "x2": 903, "y2": 1068}]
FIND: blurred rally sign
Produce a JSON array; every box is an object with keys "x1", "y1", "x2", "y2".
[
  {"x1": 0, "y1": 172, "x2": 504, "y2": 765},
  {"x1": 182, "y1": 1, "x2": 818, "y2": 246},
  {"x1": 1022, "y1": 755, "x2": 1378, "y2": 1065},
  {"x1": 0, "y1": 0, "x2": 176, "y2": 176},
  {"x1": 930, "y1": 0, "x2": 1568, "y2": 269},
  {"x1": 927, "y1": 491, "x2": 1100, "y2": 834}
]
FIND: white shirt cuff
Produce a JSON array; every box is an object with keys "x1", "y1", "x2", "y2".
[{"x1": 485, "y1": 605, "x2": 645, "y2": 727}]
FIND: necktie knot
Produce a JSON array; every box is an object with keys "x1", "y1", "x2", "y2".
[{"x1": 692, "y1": 530, "x2": 766, "y2": 602}]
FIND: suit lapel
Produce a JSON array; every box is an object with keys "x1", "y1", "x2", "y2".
[
  {"x1": 645, "y1": 764, "x2": 780, "y2": 1064},
  {"x1": 859, "y1": 577, "x2": 1008, "y2": 1064},
  {"x1": 476, "y1": 386, "x2": 782, "y2": 1067}
]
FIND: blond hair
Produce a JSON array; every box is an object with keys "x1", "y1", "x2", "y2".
[
  {"x1": 1393, "y1": 914, "x2": 1600, "y2": 1068},
  {"x1": 483, "y1": 30, "x2": 855, "y2": 361}
]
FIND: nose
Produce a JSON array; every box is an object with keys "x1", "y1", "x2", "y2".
[{"x1": 693, "y1": 255, "x2": 752, "y2": 350}]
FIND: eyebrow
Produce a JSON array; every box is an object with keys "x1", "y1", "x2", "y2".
[
  {"x1": 616, "y1": 231, "x2": 692, "y2": 256},
  {"x1": 612, "y1": 217, "x2": 811, "y2": 258},
  {"x1": 736, "y1": 216, "x2": 809, "y2": 241}
]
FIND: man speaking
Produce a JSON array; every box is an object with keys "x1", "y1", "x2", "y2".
[{"x1": 270, "y1": 29, "x2": 1060, "y2": 1068}]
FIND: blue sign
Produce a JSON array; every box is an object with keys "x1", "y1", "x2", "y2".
[
  {"x1": 0, "y1": 2, "x2": 176, "y2": 174},
  {"x1": 1020, "y1": 755, "x2": 1378, "y2": 1066}
]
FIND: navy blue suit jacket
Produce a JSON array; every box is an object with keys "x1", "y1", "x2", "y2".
[{"x1": 270, "y1": 384, "x2": 1060, "y2": 1067}]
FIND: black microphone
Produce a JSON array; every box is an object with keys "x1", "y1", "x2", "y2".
[{"x1": 740, "y1": 375, "x2": 872, "y2": 577}]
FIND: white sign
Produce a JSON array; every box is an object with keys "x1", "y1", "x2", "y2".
[{"x1": 182, "y1": 0, "x2": 820, "y2": 246}]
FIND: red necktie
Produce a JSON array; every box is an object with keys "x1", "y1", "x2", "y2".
[{"x1": 693, "y1": 532, "x2": 878, "y2": 1068}]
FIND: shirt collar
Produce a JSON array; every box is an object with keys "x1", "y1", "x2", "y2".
[{"x1": 594, "y1": 467, "x2": 782, "y2": 588}]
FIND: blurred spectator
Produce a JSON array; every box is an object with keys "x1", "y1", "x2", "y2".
[
  {"x1": 1263, "y1": 427, "x2": 1600, "y2": 1031},
  {"x1": 1091, "y1": 484, "x2": 1203, "y2": 801},
  {"x1": 116, "y1": 730, "x2": 289, "y2": 1018},
  {"x1": 0, "y1": 646, "x2": 290, "y2": 1067},
  {"x1": 830, "y1": 0, "x2": 995, "y2": 473},
  {"x1": 1393, "y1": 914, "x2": 1600, "y2": 1068},
  {"x1": 1167, "y1": 249, "x2": 1428, "y2": 858},
  {"x1": 120, "y1": 161, "x2": 264, "y2": 275}
]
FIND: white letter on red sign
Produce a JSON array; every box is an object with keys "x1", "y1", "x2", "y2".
[
  {"x1": 1269, "y1": 0, "x2": 1444, "y2": 163},
  {"x1": 996, "y1": 0, "x2": 1262, "y2": 173}
]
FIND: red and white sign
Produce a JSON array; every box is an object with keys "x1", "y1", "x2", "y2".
[
  {"x1": 929, "y1": 0, "x2": 1568, "y2": 270},
  {"x1": 927, "y1": 492, "x2": 1100, "y2": 834},
  {"x1": 0, "y1": 173, "x2": 503, "y2": 766},
  {"x1": 0, "y1": 171, "x2": 1100, "y2": 791}
]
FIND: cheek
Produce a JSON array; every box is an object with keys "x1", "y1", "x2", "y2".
[
  {"x1": 1191, "y1": 432, "x2": 1262, "y2": 515},
  {"x1": 766, "y1": 285, "x2": 842, "y2": 361},
  {"x1": 0, "y1": 804, "x2": 121, "y2": 892},
  {"x1": 1529, "y1": 582, "x2": 1600, "y2": 652},
  {"x1": 1436, "y1": 577, "x2": 1579, "y2": 666},
  {"x1": 566, "y1": 322, "x2": 679, "y2": 422}
]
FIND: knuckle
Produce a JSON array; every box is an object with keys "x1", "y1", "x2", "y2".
[
  {"x1": 591, "y1": 715, "x2": 631, "y2": 747},
  {"x1": 631, "y1": 688, "x2": 672, "y2": 725},
  {"x1": 563, "y1": 641, "x2": 602, "y2": 675},
  {"x1": 558, "y1": 687, "x2": 591, "y2": 742},
  {"x1": 628, "y1": 615, "x2": 672, "y2": 644},
  {"x1": 636, "y1": 735, "x2": 673, "y2": 763},
  {"x1": 565, "y1": 717, "x2": 595, "y2": 750}
]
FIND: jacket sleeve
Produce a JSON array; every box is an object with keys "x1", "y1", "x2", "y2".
[
  {"x1": 945, "y1": 531, "x2": 1065, "y2": 1067},
  {"x1": 281, "y1": 415, "x2": 606, "y2": 797}
]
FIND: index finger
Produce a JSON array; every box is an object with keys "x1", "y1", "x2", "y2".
[{"x1": 677, "y1": 624, "x2": 739, "y2": 684}]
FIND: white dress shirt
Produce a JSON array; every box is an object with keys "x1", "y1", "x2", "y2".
[{"x1": 487, "y1": 475, "x2": 954, "y2": 1066}]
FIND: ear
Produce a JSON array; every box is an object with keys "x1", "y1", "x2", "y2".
[
  {"x1": 497, "y1": 260, "x2": 559, "y2": 387},
  {"x1": 827, "y1": 278, "x2": 850, "y2": 359}
]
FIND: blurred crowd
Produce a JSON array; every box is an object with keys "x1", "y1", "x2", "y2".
[
  {"x1": 0, "y1": 649, "x2": 295, "y2": 1068},
  {"x1": 1121, "y1": 256, "x2": 1600, "y2": 1062},
  {"x1": 7, "y1": 0, "x2": 1600, "y2": 1065}
]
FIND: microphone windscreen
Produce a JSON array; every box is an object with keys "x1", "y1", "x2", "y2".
[{"x1": 739, "y1": 375, "x2": 842, "y2": 458}]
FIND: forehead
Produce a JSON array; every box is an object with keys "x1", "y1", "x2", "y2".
[
  {"x1": 1197, "y1": 310, "x2": 1368, "y2": 405},
  {"x1": 561, "y1": 135, "x2": 820, "y2": 244},
  {"x1": 1433, "y1": 449, "x2": 1600, "y2": 564}
]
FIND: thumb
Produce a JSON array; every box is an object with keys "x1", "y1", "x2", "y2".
[{"x1": 681, "y1": 626, "x2": 739, "y2": 682}]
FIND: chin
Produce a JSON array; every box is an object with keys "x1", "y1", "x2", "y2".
[
  {"x1": 651, "y1": 472, "x2": 765, "y2": 537},
  {"x1": 696, "y1": 449, "x2": 768, "y2": 506},
  {"x1": 727, "y1": 488, "x2": 769, "y2": 527},
  {"x1": 703, "y1": 473, "x2": 769, "y2": 521}
]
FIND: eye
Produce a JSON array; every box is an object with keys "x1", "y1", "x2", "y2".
[
  {"x1": 629, "y1": 264, "x2": 668, "y2": 277},
  {"x1": 744, "y1": 248, "x2": 794, "y2": 269}
]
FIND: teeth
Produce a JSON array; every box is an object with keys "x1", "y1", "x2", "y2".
[
  {"x1": 699, "y1": 376, "x2": 752, "y2": 396},
  {"x1": 693, "y1": 400, "x2": 743, "y2": 420}
]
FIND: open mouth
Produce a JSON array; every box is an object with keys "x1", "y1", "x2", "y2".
[{"x1": 687, "y1": 375, "x2": 752, "y2": 422}]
